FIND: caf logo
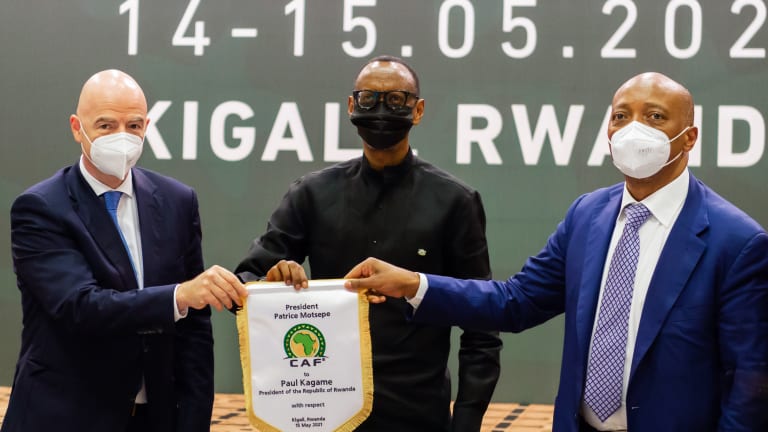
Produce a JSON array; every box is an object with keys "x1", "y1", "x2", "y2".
[{"x1": 284, "y1": 323, "x2": 326, "y2": 358}]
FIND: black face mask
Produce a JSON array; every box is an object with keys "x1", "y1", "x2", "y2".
[{"x1": 350, "y1": 104, "x2": 414, "y2": 150}]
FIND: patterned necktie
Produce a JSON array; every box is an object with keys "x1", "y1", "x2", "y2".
[
  {"x1": 103, "y1": 191, "x2": 136, "y2": 277},
  {"x1": 584, "y1": 202, "x2": 651, "y2": 421}
]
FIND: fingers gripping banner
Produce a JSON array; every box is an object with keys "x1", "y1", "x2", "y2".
[{"x1": 237, "y1": 280, "x2": 373, "y2": 431}]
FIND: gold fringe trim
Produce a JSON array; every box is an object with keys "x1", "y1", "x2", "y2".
[
  {"x1": 334, "y1": 290, "x2": 373, "y2": 431},
  {"x1": 236, "y1": 283, "x2": 279, "y2": 432}
]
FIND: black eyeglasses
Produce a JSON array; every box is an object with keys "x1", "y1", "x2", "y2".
[{"x1": 353, "y1": 90, "x2": 418, "y2": 112}]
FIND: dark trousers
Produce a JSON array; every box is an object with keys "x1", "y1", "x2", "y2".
[{"x1": 126, "y1": 404, "x2": 149, "y2": 432}]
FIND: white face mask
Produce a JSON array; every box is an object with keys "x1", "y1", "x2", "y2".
[
  {"x1": 609, "y1": 121, "x2": 690, "y2": 179},
  {"x1": 78, "y1": 121, "x2": 144, "y2": 180}
]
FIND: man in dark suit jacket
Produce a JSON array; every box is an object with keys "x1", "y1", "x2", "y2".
[
  {"x1": 236, "y1": 56, "x2": 501, "y2": 431},
  {"x1": 345, "y1": 72, "x2": 768, "y2": 431},
  {"x1": 2, "y1": 70, "x2": 247, "y2": 432}
]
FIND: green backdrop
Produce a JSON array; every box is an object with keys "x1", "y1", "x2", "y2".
[{"x1": 1, "y1": 0, "x2": 766, "y2": 404}]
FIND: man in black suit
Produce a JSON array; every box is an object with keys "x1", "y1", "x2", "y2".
[
  {"x1": 3, "y1": 70, "x2": 247, "y2": 432},
  {"x1": 236, "y1": 56, "x2": 502, "y2": 431}
]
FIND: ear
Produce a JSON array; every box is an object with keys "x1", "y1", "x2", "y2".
[
  {"x1": 411, "y1": 98, "x2": 425, "y2": 125},
  {"x1": 682, "y1": 126, "x2": 698, "y2": 152},
  {"x1": 347, "y1": 95, "x2": 355, "y2": 116},
  {"x1": 70, "y1": 114, "x2": 83, "y2": 143}
]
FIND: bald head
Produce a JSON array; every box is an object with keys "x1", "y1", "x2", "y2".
[
  {"x1": 354, "y1": 59, "x2": 419, "y2": 95},
  {"x1": 607, "y1": 71, "x2": 699, "y2": 198},
  {"x1": 70, "y1": 69, "x2": 149, "y2": 187},
  {"x1": 76, "y1": 69, "x2": 147, "y2": 117},
  {"x1": 614, "y1": 72, "x2": 694, "y2": 124}
]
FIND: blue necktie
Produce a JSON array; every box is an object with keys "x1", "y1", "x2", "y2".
[
  {"x1": 584, "y1": 203, "x2": 651, "y2": 421},
  {"x1": 103, "y1": 191, "x2": 137, "y2": 277}
]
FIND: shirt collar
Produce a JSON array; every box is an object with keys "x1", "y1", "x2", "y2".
[
  {"x1": 361, "y1": 148, "x2": 414, "y2": 185},
  {"x1": 78, "y1": 156, "x2": 134, "y2": 198},
  {"x1": 619, "y1": 168, "x2": 689, "y2": 228}
]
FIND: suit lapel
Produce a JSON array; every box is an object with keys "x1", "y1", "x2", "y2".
[
  {"x1": 629, "y1": 173, "x2": 708, "y2": 381},
  {"x1": 65, "y1": 165, "x2": 138, "y2": 291},
  {"x1": 576, "y1": 188, "x2": 623, "y2": 374},
  {"x1": 133, "y1": 168, "x2": 162, "y2": 287}
]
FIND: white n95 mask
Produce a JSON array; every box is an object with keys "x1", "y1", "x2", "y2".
[
  {"x1": 79, "y1": 124, "x2": 144, "y2": 180},
  {"x1": 609, "y1": 121, "x2": 690, "y2": 179}
]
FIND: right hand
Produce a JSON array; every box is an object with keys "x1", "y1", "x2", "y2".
[
  {"x1": 343, "y1": 257, "x2": 420, "y2": 303},
  {"x1": 176, "y1": 265, "x2": 248, "y2": 312},
  {"x1": 266, "y1": 259, "x2": 308, "y2": 290}
]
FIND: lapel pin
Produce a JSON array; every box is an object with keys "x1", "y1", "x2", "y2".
[{"x1": 417, "y1": 249, "x2": 427, "y2": 256}]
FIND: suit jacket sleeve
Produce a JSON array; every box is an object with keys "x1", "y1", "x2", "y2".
[
  {"x1": 417, "y1": 194, "x2": 581, "y2": 332},
  {"x1": 446, "y1": 190, "x2": 502, "y2": 432},
  {"x1": 717, "y1": 231, "x2": 768, "y2": 431},
  {"x1": 172, "y1": 192, "x2": 214, "y2": 432},
  {"x1": 11, "y1": 191, "x2": 177, "y2": 335}
]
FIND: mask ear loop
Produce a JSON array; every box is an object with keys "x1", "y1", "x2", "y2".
[
  {"x1": 661, "y1": 125, "x2": 692, "y2": 168},
  {"x1": 75, "y1": 117, "x2": 100, "y2": 167},
  {"x1": 669, "y1": 125, "x2": 692, "y2": 143}
]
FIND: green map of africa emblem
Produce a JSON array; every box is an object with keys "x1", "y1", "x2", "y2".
[{"x1": 284, "y1": 323, "x2": 326, "y2": 358}]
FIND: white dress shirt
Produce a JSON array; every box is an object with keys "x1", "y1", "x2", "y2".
[
  {"x1": 409, "y1": 170, "x2": 690, "y2": 431},
  {"x1": 79, "y1": 158, "x2": 188, "y2": 403}
]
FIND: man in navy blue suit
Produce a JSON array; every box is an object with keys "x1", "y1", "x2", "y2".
[
  {"x1": 2, "y1": 70, "x2": 247, "y2": 432},
  {"x1": 344, "y1": 72, "x2": 768, "y2": 431}
]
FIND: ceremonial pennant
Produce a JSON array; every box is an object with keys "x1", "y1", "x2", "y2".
[{"x1": 237, "y1": 279, "x2": 373, "y2": 431}]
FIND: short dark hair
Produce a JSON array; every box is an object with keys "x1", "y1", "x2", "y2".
[{"x1": 355, "y1": 55, "x2": 420, "y2": 95}]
